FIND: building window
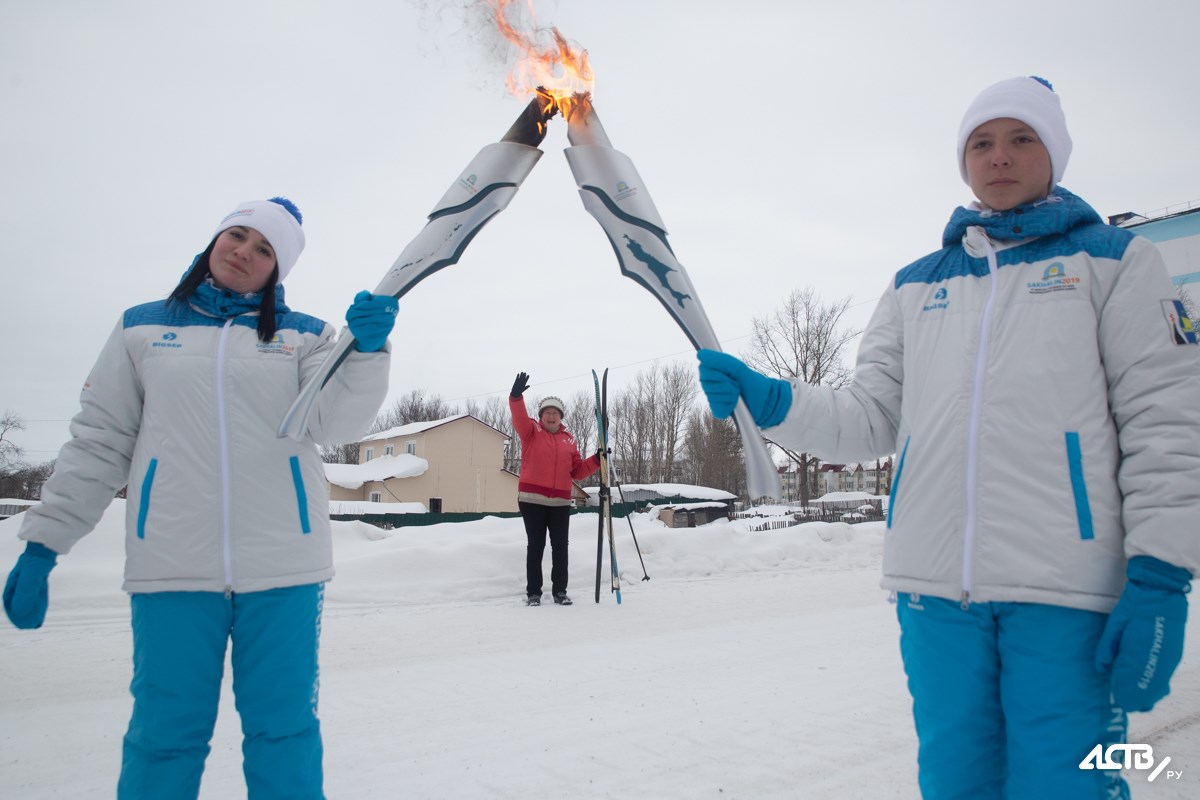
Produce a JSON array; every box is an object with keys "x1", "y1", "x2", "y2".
[
  {"x1": 405, "y1": 441, "x2": 416, "y2": 455},
  {"x1": 364, "y1": 447, "x2": 374, "y2": 462},
  {"x1": 384, "y1": 444, "x2": 394, "y2": 456},
  {"x1": 368, "y1": 491, "x2": 381, "y2": 503}
]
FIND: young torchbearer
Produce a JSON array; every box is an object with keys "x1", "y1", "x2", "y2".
[{"x1": 698, "y1": 77, "x2": 1198, "y2": 798}]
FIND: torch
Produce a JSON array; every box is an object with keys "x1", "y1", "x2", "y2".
[
  {"x1": 278, "y1": 93, "x2": 558, "y2": 439},
  {"x1": 564, "y1": 96, "x2": 781, "y2": 502}
]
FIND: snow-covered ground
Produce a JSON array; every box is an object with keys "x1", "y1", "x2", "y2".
[{"x1": 2, "y1": 504, "x2": 1196, "y2": 798}]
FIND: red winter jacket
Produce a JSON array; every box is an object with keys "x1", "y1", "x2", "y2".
[{"x1": 509, "y1": 395, "x2": 600, "y2": 501}]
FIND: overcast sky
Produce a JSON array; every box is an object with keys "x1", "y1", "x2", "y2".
[{"x1": 3, "y1": 0, "x2": 1198, "y2": 462}]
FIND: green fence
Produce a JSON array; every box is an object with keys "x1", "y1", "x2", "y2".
[{"x1": 331, "y1": 495, "x2": 716, "y2": 529}]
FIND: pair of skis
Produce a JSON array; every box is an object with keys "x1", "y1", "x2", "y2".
[
  {"x1": 592, "y1": 368, "x2": 651, "y2": 604},
  {"x1": 593, "y1": 368, "x2": 620, "y2": 604}
]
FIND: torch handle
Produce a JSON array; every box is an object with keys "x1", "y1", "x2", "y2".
[
  {"x1": 563, "y1": 142, "x2": 781, "y2": 502},
  {"x1": 277, "y1": 142, "x2": 544, "y2": 440}
]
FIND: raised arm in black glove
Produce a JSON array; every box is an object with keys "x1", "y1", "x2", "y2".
[{"x1": 511, "y1": 372, "x2": 530, "y2": 399}]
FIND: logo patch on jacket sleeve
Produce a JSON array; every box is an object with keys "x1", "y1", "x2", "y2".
[{"x1": 1162, "y1": 299, "x2": 1198, "y2": 345}]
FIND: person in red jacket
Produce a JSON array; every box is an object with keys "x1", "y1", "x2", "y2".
[{"x1": 509, "y1": 372, "x2": 601, "y2": 606}]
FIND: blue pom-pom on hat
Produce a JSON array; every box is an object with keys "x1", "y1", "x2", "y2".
[{"x1": 268, "y1": 196, "x2": 303, "y2": 225}]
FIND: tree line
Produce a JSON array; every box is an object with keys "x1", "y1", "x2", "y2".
[
  {"x1": 321, "y1": 287, "x2": 862, "y2": 501},
  {"x1": 4, "y1": 288, "x2": 862, "y2": 504},
  {"x1": 0, "y1": 411, "x2": 54, "y2": 500}
]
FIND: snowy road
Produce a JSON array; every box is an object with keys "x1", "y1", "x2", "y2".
[{"x1": 2, "y1": 508, "x2": 1196, "y2": 798}]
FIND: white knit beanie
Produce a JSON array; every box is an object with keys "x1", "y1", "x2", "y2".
[
  {"x1": 957, "y1": 76, "x2": 1072, "y2": 188},
  {"x1": 212, "y1": 197, "x2": 306, "y2": 284},
  {"x1": 538, "y1": 396, "x2": 565, "y2": 416}
]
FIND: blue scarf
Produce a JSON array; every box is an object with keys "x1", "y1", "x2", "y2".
[{"x1": 942, "y1": 186, "x2": 1104, "y2": 247}]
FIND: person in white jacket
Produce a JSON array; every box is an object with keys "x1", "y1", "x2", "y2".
[
  {"x1": 697, "y1": 78, "x2": 1199, "y2": 798},
  {"x1": 3, "y1": 197, "x2": 397, "y2": 799}
]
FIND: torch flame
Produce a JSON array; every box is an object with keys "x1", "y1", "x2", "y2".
[{"x1": 486, "y1": 0, "x2": 594, "y2": 121}]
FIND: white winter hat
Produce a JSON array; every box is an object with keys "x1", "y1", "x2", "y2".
[
  {"x1": 538, "y1": 396, "x2": 565, "y2": 416},
  {"x1": 957, "y1": 76, "x2": 1072, "y2": 189},
  {"x1": 212, "y1": 197, "x2": 306, "y2": 284}
]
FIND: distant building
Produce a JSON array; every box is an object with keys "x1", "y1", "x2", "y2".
[
  {"x1": 327, "y1": 415, "x2": 519, "y2": 514},
  {"x1": 1110, "y1": 201, "x2": 1200, "y2": 313},
  {"x1": 817, "y1": 460, "x2": 892, "y2": 496}
]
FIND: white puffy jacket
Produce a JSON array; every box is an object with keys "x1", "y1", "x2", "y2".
[
  {"x1": 767, "y1": 189, "x2": 1200, "y2": 612},
  {"x1": 20, "y1": 282, "x2": 389, "y2": 593}
]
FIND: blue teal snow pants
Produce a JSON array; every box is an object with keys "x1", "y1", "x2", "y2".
[
  {"x1": 118, "y1": 584, "x2": 325, "y2": 799},
  {"x1": 896, "y1": 595, "x2": 1128, "y2": 800}
]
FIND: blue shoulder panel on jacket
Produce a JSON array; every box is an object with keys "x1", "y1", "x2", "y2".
[
  {"x1": 123, "y1": 300, "x2": 327, "y2": 336},
  {"x1": 124, "y1": 301, "x2": 221, "y2": 329},
  {"x1": 895, "y1": 222, "x2": 1135, "y2": 290},
  {"x1": 276, "y1": 310, "x2": 328, "y2": 337},
  {"x1": 996, "y1": 222, "x2": 1133, "y2": 269},
  {"x1": 895, "y1": 248, "x2": 989, "y2": 288}
]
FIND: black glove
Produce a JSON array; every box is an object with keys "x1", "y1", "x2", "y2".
[{"x1": 511, "y1": 372, "x2": 530, "y2": 398}]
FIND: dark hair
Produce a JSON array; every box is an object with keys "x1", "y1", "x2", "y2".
[{"x1": 168, "y1": 239, "x2": 280, "y2": 343}]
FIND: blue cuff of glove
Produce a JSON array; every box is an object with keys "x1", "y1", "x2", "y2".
[
  {"x1": 1128, "y1": 556, "x2": 1192, "y2": 594},
  {"x1": 757, "y1": 379, "x2": 792, "y2": 428},
  {"x1": 23, "y1": 542, "x2": 58, "y2": 563}
]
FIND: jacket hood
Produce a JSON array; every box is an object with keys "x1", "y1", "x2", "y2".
[{"x1": 942, "y1": 186, "x2": 1103, "y2": 247}]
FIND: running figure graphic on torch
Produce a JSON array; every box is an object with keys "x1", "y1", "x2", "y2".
[{"x1": 622, "y1": 235, "x2": 691, "y2": 308}]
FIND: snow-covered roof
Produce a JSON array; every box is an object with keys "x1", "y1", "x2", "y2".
[
  {"x1": 657, "y1": 501, "x2": 728, "y2": 512},
  {"x1": 324, "y1": 454, "x2": 429, "y2": 490},
  {"x1": 361, "y1": 413, "x2": 505, "y2": 443},
  {"x1": 330, "y1": 500, "x2": 427, "y2": 515},
  {"x1": 581, "y1": 483, "x2": 736, "y2": 501}
]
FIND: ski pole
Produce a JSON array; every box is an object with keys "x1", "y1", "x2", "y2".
[{"x1": 613, "y1": 480, "x2": 650, "y2": 581}]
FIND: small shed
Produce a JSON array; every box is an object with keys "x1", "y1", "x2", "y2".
[
  {"x1": 656, "y1": 501, "x2": 731, "y2": 529},
  {"x1": 0, "y1": 499, "x2": 35, "y2": 521}
]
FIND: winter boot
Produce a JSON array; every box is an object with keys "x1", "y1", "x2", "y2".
[
  {"x1": 553, "y1": 593, "x2": 573, "y2": 606},
  {"x1": 525, "y1": 595, "x2": 541, "y2": 607}
]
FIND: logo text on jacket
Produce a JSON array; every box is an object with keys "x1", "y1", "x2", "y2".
[{"x1": 1026, "y1": 262, "x2": 1080, "y2": 294}]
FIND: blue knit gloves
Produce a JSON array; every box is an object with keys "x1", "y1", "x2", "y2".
[
  {"x1": 3, "y1": 541, "x2": 58, "y2": 629},
  {"x1": 346, "y1": 290, "x2": 398, "y2": 353},
  {"x1": 697, "y1": 349, "x2": 792, "y2": 428},
  {"x1": 1096, "y1": 556, "x2": 1191, "y2": 712}
]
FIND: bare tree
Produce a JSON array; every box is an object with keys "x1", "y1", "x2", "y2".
[
  {"x1": 376, "y1": 389, "x2": 459, "y2": 430},
  {"x1": 657, "y1": 363, "x2": 698, "y2": 483},
  {"x1": 0, "y1": 459, "x2": 54, "y2": 500},
  {"x1": 606, "y1": 363, "x2": 698, "y2": 484},
  {"x1": 320, "y1": 442, "x2": 360, "y2": 464},
  {"x1": 743, "y1": 288, "x2": 861, "y2": 505},
  {"x1": 681, "y1": 409, "x2": 744, "y2": 497},
  {"x1": 463, "y1": 395, "x2": 511, "y2": 433},
  {"x1": 609, "y1": 371, "x2": 655, "y2": 483},
  {"x1": 1, "y1": 410, "x2": 26, "y2": 472},
  {"x1": 561, "y1": 388, "x2": 596, "y2": 463}
]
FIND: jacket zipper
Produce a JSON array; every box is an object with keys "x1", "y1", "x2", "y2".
[
  {"x1": 961, "y1": 230, "x2": 1001, "y2": 609},
  {"x1": 217, "y1": 318, "x2": 235, "y2": 596}
]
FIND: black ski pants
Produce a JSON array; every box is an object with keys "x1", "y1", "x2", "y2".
[{"x1": 519, "y1": 501, "x2": 571, "y2": 597}]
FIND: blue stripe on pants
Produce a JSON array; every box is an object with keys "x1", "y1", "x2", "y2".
[
  {"x1": 896, "y1": 595, "x2": 1128, "y2": 800},
  {"x1": 119, "y1": 585, "x2": 326, "y2": 800}
]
